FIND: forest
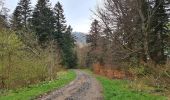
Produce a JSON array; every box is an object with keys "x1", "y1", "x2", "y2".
[
  {"x1": 0, "y1": 0, "x2": 77, "y2": 89},
  {"x1": 0, "y1": 0, "x2": 170, "y2": 100}
]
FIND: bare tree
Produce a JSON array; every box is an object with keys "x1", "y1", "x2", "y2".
[{"x1": 94, "y1": 0, "x2": 169, "y2": 67}]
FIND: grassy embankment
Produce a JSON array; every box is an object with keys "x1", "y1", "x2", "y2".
[
  {"x1": 84, "y1": 69, "x2": 167, "y2": 100},
  {"x1": 0, "y1": 70, "x2": 76, "y2": 100},
  {"x1": 97, "y1": 76, "x2": 167, "y2": 100}
]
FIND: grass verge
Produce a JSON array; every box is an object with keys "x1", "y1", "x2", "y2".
[
  {"x1": 96, "y1": 76, "x2": 167, "y2": 100},
  {"x1": 0, "y1": 70, "x2": 76, "y2": 100}
]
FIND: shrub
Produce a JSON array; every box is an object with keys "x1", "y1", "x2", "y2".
[{"x1": 0, "y1": 29, "x2": 61, "y2": 89}]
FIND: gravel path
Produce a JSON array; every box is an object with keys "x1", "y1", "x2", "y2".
[{"x1": 37, "y1": 70, "x2": 103, "y2": 100}]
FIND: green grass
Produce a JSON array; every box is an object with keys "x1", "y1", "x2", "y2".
[
  {"x1": 0, "y1": 70, "x2": 76, "y2": 100},
  {"x1": 97, "y1": 76, "x2": 167, "y2": 100}
]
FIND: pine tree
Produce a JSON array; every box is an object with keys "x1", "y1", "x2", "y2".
[
  {"x1": 0, "y1": 15, "x2": 7, "y2": 28},
  {"x1": 65, "y1": 25, "x2": 75, "y2": 48},
  {"x1": 64, "y1": 25, "x2": 77, "y2": 68},
  {"x1": 53, "y1": 2, "x2": 67, "y2": 43},
  {"x1": 53, "y1": 2, "x2": 77, "y2": 68},
  {"x1": 86, "y1": 19, "x2": 101, "y2": 66},
  {"x1": 11, "y1": 6, "x2": 22, "y2": 30},
  {"x1": 31, "y1": 0, "x2": 55, "y2": 45},
  {"x1": 149, "y1": 0, "x2": 169, "y2": 64},
  {"x1": 88, "y1": 19, "x2": 101, "y2": 49},
  {"x1": 11, "y1": 0, "x2": 31, "y2": 30},
  {"x1": 19, "y1": 0, "x2": 32, "y2": 28}
]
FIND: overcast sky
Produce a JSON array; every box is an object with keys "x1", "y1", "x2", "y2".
[{"x1": 4, "y1": 0, "x2": 102, "y2": 33}]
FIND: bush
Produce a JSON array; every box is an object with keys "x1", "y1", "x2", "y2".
[
  {"x1": 128, "y1": 63, "x2": 170, "y2": 95},
  {"x1": 0, "y1": 29, "x2": 61, "y2": 89}
]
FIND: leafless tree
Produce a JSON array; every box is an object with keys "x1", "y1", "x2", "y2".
[{"x1": 94, "y1": 0, "x2": 169, "y2": 67}]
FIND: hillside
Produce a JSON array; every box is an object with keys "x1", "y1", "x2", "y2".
[{"x1": 72, "y1": 32, "x2": 87, "y2": 47}]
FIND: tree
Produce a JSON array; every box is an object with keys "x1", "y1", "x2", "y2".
[
  {"x1": 86, "y1": 19, "x2": 101, "y2": 66},
  {"x1": 53, "y1": 2, "x2": 67, "y2": 35},
  {"x1": 0, "y1": 15, "x2": 7, "y2": 28},
  {"x1": 149, "y1": 0, "x2": 169, "y2": 64},
  {"x1": 53, "y1": 2, "x2": 77, "y2": 68},
  {"x1": 53, "y1": 2, "x2": 67, "y2": 46},
  {"x1": 0, "y1": 0, "x2": 9, "y2": 17},
  {"x1": 135, "y1": 0, "x2": 170, "y2": 65},
  {"x1": 19, "y1": 0, "x2": 32, "y2": 28},
  {"x1": 0, "y1": 29, "x2": 61, "y2": 89},
  {"x1": 94, "y1": 0, "x2": 170, "y2": 67},
  {"x1": 11, "y1": 0, "x2": 32, "y2": 30},
  {"x1": 95, "y1": 0, "x2": 144, "y2": 66},
  {"x1": 60, "y1": 25, "x2": 77, "y2": 68},
  {"x1": 0, "y1": 0, "x2": 9, "y2": 28},
  {"x1": 31, "y1": 0, "x2": 54, "y2": 45},
  {"x1": 64, "y1": 25, "x2": 77, "y2": 68},
  {"x1": 88, "y1": 19, "x2": 101, "y2": 49},
  {"x1": 11, "y1": 6, "x2": 22, "y2": 30},
  {"x1": 0, "y1": 29, "x2": 24, "y2": 89}
]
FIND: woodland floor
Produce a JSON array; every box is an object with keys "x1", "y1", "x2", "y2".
[{"x1": 37, "y1": 70, "x2": 103, "y2": 100}]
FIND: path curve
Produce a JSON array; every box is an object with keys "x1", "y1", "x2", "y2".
[{"x1": 37, "y1": 70, "x2": 103, "y2": 100}]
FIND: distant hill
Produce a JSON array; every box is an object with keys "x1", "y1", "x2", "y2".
[{"x1": 72, "y1": 32, "x2": 87, "y2": 47}]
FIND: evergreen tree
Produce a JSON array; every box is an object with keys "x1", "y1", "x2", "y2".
[
  {"x1": 53, "y1": 2, "x2": 77, "y2": 68},
  {"x1": 88, "y1": 19, "x2": 100, "y2": 49},
  {"x1": 0, "y1": 15, "x2": 7, "y2": 28},
  {"x1": 11, "y1": 0, "x2": 32, "y2": 30},
  {"x1": 31, "y1": 0, "x2": 55, "y2": 45},
  {"x1": 11, "y1": 6, "x2": 22, "y2": 30},
  {"x1": 53, "y1": 2, "x2": 67, "y2": 46},
  {"x1": 63, "y1": 26, "x2": 77, "y2": 68},
  {"x1": 19, "y1": 0, "x2": 32, "y2": 28},
  {"x1": 149, "y1": 0, "x2": 169, "y2": 64},
  {"x1": 65, "y1": 26, "x2": 75, "y2": 48},
  {"x1": 86, "y1": 19, "x2": 101, "y2": 66}
]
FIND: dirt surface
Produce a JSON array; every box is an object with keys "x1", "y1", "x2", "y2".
[{"x1": 37, "y1": 70, "x2": 103, "y2": 100}]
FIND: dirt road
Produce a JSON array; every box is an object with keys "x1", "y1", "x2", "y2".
[{"x1": 37, "y1": 70, "x2": 103, "y2": 100}]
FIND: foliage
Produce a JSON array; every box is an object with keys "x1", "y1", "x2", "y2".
[
  {"x1": 0, "y1": 70, "x2": 76, "y2": 100},
  {"x1": 11, "y1": 0, "x2": 77, "y2": 69},
  {"x1": 11, "y1": 6, "x2": 23, "y2": 30},
  {"x1": 86, "y1": 19, "x2": 101, "y2": 66},
  {"x1": 53, "y1": 2, "x2": 67, "y2": 34},
  {"x1": 0, "y1": 29, "x2": 61, "y2": 89},
  {"x1": 61, "y1": 26, "x2": 77, "y2": 68},
  {"x1": 85, "y1": 0, "x2": 170, "y2": 94},
  {"x1": 149, "y1": 0, "x2": 169, "y2": 64},
  {"x1": 31, "y1": 0, "x2": 54, "y2": 44},
  {"x1": 53, "y1": 2, "x2": 77, "y2": 68},
  {"x1": 0, "y1": 0, "x2": 9, "y2": 29},
  {"x1": 0, "y1": 29, "x2": 25, "y2": 89},
  {"x1": 11, "y1": 0, "x2": 32, "y2": 30},
  {"x1": 90, "y1": 0, "x2": 170, "y2": 67},
  {"x1": 129, "y1": 64, "x2": 170, "y2": 95}
]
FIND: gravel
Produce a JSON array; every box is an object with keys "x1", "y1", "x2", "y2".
[{"x1": 36, "y1": 70, "x2": 103, "y2": 100}]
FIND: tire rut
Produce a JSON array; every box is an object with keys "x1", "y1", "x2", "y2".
[{"x1": 36, "y1": 70, "x2": 103, "y2": 100}]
